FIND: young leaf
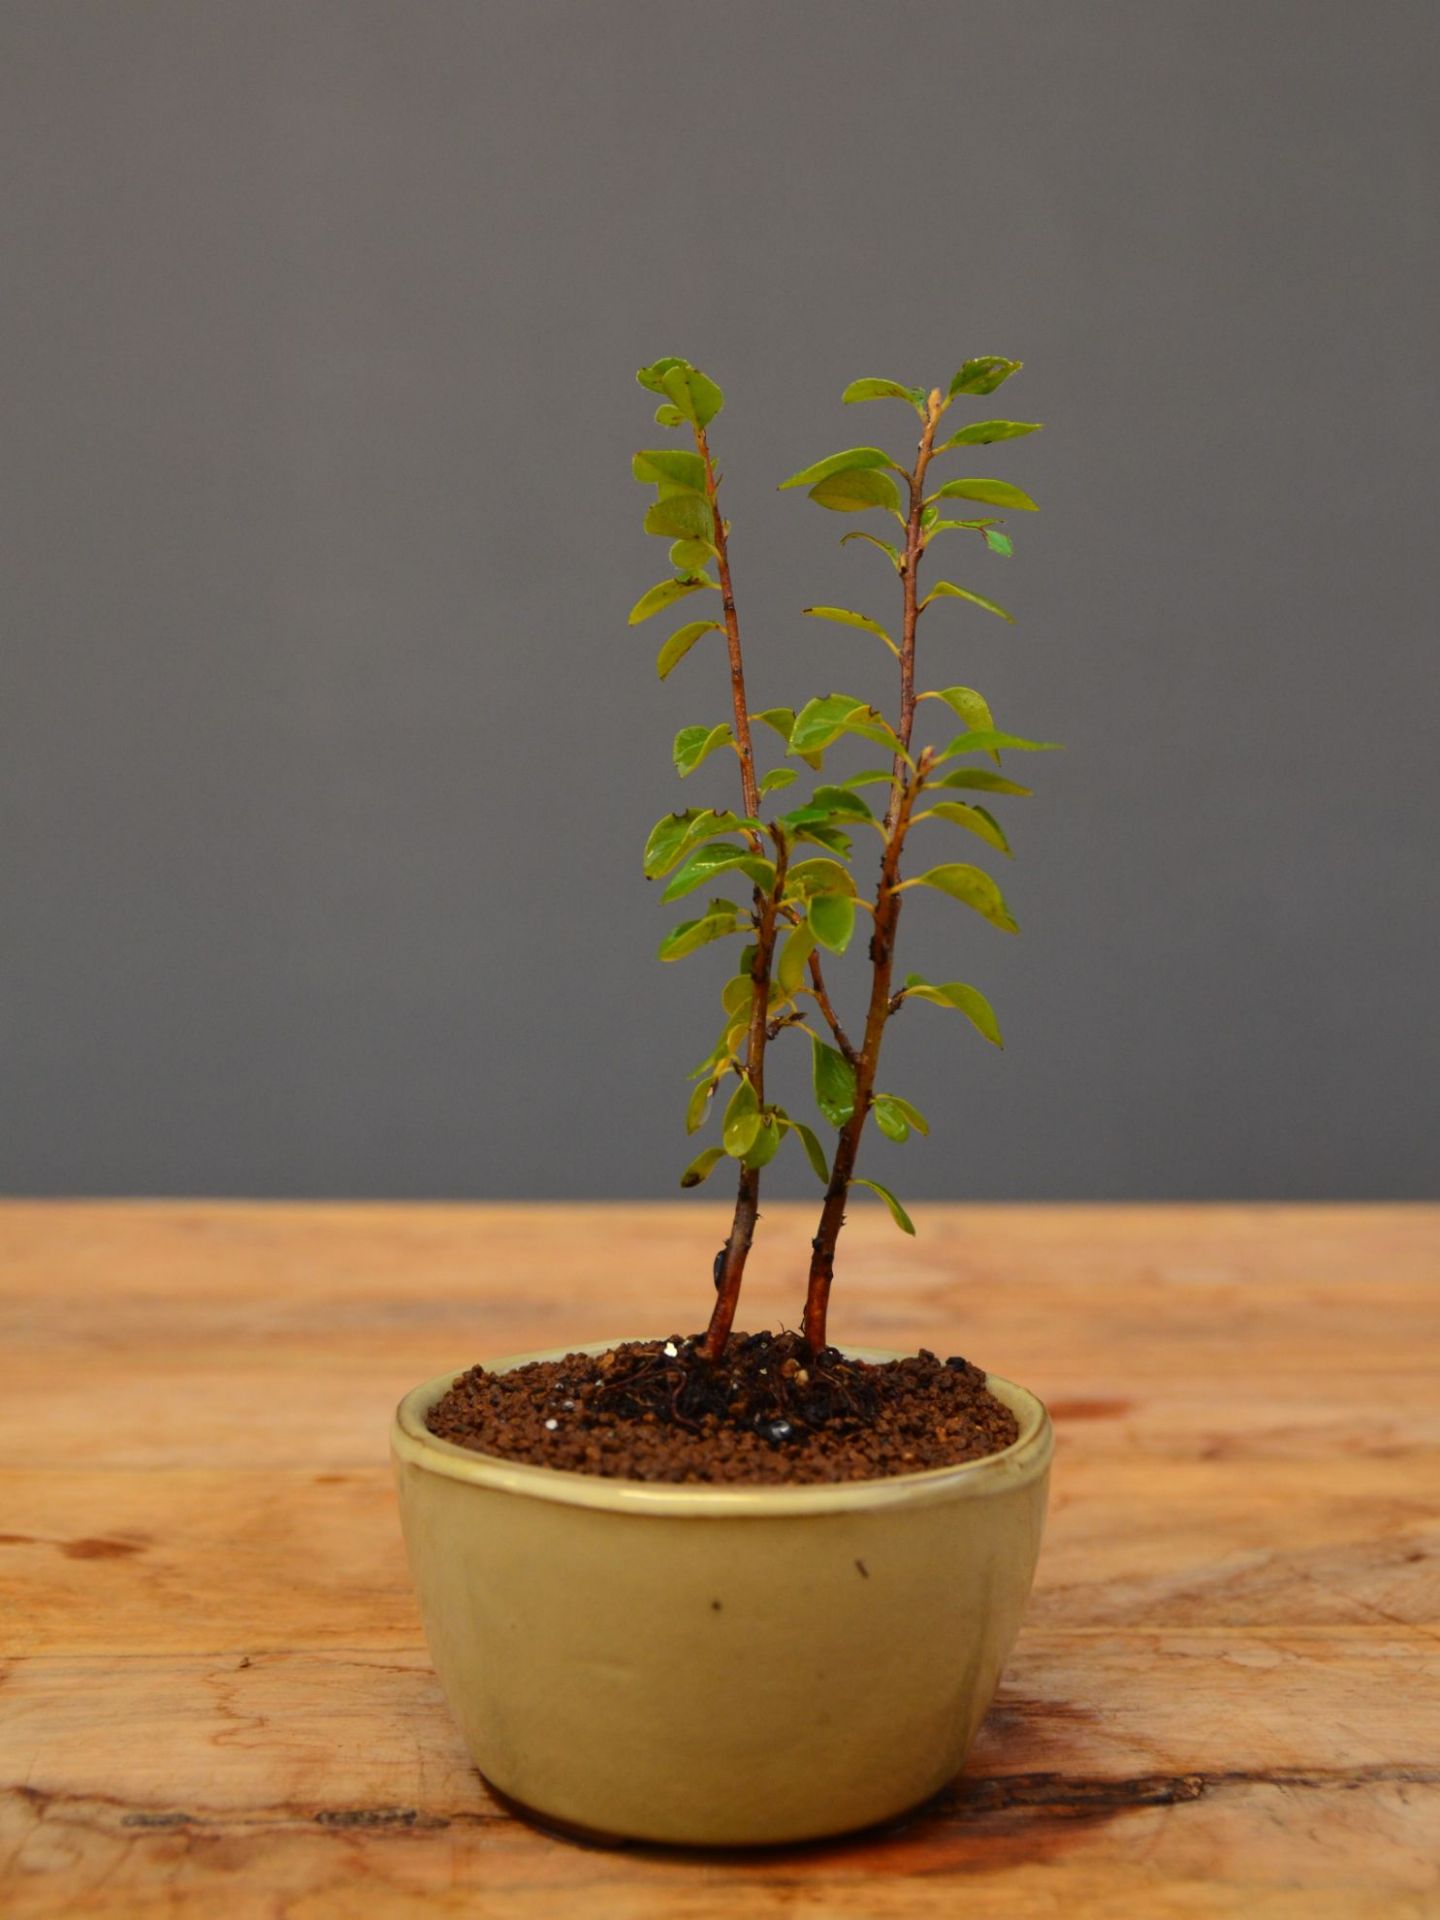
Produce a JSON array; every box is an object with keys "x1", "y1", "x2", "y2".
[
  {"x1": 924, "y1": 580, "x2": 1015, "y2": 623},
  {"x1": 984, "y1": 528, "x2": 1014, "y2": 557},
  {"x1": 802, "y1": 606, "x2": 896, "y2": 652},
  {"x1": 931, "y1": 477, "x2": 1038, "y2": 512},
  {"x1": 785, "y1": 856, "x2": 857, "y2": 901},
  {"x1": 636, "y1": 356, "x2": 687, "y2": 395},
  {"x1": 679, "y1": 1145, "x2": 727, "y2": 1187},
  {"x1": 948, "y1": 357, "x2": 1022, "y2": 398},
  {"x1": 721, "y1": 971, "x2": 755, "y2": 1018},
  {"x1": 785, "y1": 1117, "x2": 830, "y2": 1183},
  {"x1": 852, "y1": 1177, "x2": 916, "y2": 1234},
  {"x1": 924, "y1": 685, "x2": 995, "y2": 730},
  {"x1": 809, "y1": 468, "x2": 903, "y2": 515},
  {"x1": 658, "y1": 899, "x2": 742, "y2": 961},
  {"x1": 660, "y1": 362, "x2": 725, "y2": 428},
  {"x1": 942, "y1": 728, "x2": 1059, "y2": 759},
  {"x1": 742, "y1": 1111, "x2": 781, "y2": 1170},
  {"x1": 654, "y1": 403, "x2": 686, "y2": 429},
  {"x1": 900, "y1": 975, "x2": 1003, "y2": 1047},
  {"x1": 779, "y1": 447, "x2": 897, "y2": 490},
  {"x1": 839, "y1": 530, "x2": 903, "y2": 568},
  {"x1": 842, "y1": 377, "x2": 925, "y2": 407},
  {"x1": 933, "y1": 768, "x2": 1034, "y2": 797},
  {"x1": 685, "y1": 1077, "x2": 717, "y2": 1134},
  {"x1": 900, "y1": 864, "x2": 1019, "y2": 933},
  {"x1": 811, "y1": 1037, "x2": 857, "y2": 1128},
  {"x1": 657, "y1": 621, "x2": 721, "y2": 680},
  {"x1": 668, "y1": 539, "x2": 714, "y2": 571},
  {"x1": 632, "y1": 448, "x2": 707, "y2": 491},
  {"x1": 751, "y1": 707, "x2": 795, "y2": 746},
  {"x1": 644, "y1": 808, "x2": 704, "y2": 878},
  {"x1": 759, "y1": 765, "x2": 798, "y2": 797},
  {"x1": 776, "y1": 922, "x2": 817, "y2": 996},
  {"x1": 629, "y1": 576, "x2": 717, "y2": 625},
  {"x1": 661, "y1": 843, "x2": 774, "y2": 903},
  {"x1": 722, "y1": 1077, "x2": 761, "y2": 1157},
  {"x1": 872, "y1": 1093, "x2": 929, "y2": 1143},
  {"x1": 920, "y1": 801, "x2": 1012, "y2": 857},
  {"x1": 808, "y1": 891, "x2": 856, "y2": 954},
  {"x1": 937, "y1": 419, "x2": 1042, "y2": 449},
  {"x1": 809, "y1": 783, "x2": 874, "y2": 821},
  {"x1": 673, "y1": 721, "x2": 735, "y2": 776},
  {"x1": 644, "y1": 493, "x2": 714, "y2": 543},
  {"x1": 790, "y1": 693, "x2": 897, "y2": 756},
  {"x1": 840, "y1": 767, "x2": 896, "y2": 789}
]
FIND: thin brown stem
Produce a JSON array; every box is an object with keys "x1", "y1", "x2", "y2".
[
  {"x1": 694, "y1": 422, "x2": 778, "y2": 1362},
  {"x1": 801, "y1": 391, "x2": 945, "y2": 1353},
  {"x1": 807, "y1": 952, "x2": 858, "y2": 1063}
]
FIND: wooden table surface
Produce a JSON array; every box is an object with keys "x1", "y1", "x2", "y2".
[{"x1": 2, "y1": 1202, "x2": 1437, "y2": 1918}]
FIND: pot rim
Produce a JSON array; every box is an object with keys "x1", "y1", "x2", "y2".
[{"x1": 392, "y1": 1341, "x2": 1052, "y2": 1517}]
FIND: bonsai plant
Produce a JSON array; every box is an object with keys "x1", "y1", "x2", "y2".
[{"x1": 393, "y1": 356, "x2": 1057, "y2": 1845}]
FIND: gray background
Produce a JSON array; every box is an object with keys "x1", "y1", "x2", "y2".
[{"x1": 4, "y1": 1, "x2": 1437, "y2": 1201}]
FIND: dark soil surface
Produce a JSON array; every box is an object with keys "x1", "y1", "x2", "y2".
[{"x1": 426, "y1": 1331, "x2": 1020, "y2": 1485}]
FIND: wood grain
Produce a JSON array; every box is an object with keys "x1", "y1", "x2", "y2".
[{"x1": 2, "y1": 1202, "x2": 1437, "y2": 1916}]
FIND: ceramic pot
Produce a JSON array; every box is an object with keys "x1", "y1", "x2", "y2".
[{"x1": 392, "y1": 1343, "x2": 1052, "y2": 1847}]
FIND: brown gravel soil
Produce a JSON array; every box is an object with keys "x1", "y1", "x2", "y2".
[{"x1": 425, "y1": 1331, "x2": 1020, "y2": 1486}]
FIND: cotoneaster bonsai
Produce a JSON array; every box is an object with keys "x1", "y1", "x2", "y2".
[{"x1": 393, "y1": 357, "x2": 1057, "y2": 1846}]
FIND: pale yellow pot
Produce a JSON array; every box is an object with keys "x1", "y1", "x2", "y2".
[{"x1": 392, "y1": 1344, "x2": 1052, "y2": 1847}]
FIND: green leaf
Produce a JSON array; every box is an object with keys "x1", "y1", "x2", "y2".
[
  {"x1": 661, "y1": 842, "x2": 774, "y2": 903},
  {"x1": 931, "y1": 477, "x2": 1038, "y2": 512},
  {"x1": 673, "y1": 721, "x2": 735, "y2": 777},
  {"x1": 721, "y1": 971, "x2": 754, "y2": 1018},
  {"x1": 791, "y1": 821, "x2": 852, "y2": 856},
  {"x1": 779, "y1": 447, "x2": 897, "y2": 491},
  {"x1": 654, "y1": 403, "x2": 686, "y2": 429},
  {"x1": 925, "y1": 685, "x2": 995, "y2": 731},
  {"x1": 809, "y1": 783, "x2": 874, "y2": 821},
  {"x1": 656, "y1": 621, "x2": 721, "y2": 681},
  {"x1": 644, "y1": 808, "x2": 703, "y2": 879},
  {"x1": 644, "y1": 493, "x2": 714, "y2": 543},
  {"x1": 872, "y1": 1093, "x2": 929, "y2": 1143},
  {"x1": 839, "y1": 768, "x2": 896, "y2": 789},
  {"x1": 742, "y1": 1111, "x2": 781, "y2": 1170},
  {"x1": 901, "y1": 864, "x2": 1019, "y2": 933},
  {"x1": 658, "y1": 900, "x2": 743, "y2": 961},
  {"x1": 661, "y1": 362, "x2": 724, "y2": 428},
  {"x1": 802, "y1": 606, "x2": 896, "y2": 651},
  {"x1": 984, "y1": 528, "x2": 1014, "y2": 557},
  {"x1": 809, "y1": 468, "x2": 903, "y2": 515},
  {"x1": 751, "y1": 707, "x2": 794, "y2": 746},
  {"x1": 759, "y1": 766, "x2": 797, "y2": 797},
  {"x1": 632, "y1": 448, "x2": 707, "y2": 491},
  {"x1": 920, "y1": 801, "x2": 1012, "y2": 857},
  {"x1": 629, "y1": 576, "x2": 716, "y2": 625},
  {"x1": 669, "y1": 538, "x2": 714, "y2": 571},
  {"x1": 785, "y1": 1118, "x2": 830, "y2": 1183},
  {"x1": 842, "y1": 377, "x2": 925, "y2": 407},
  {"x1": 900, "y1": 975, "x2": 1003, "y2": 1047},
  {"x1": 722, "y1": 1077, "x2": 761, "y2": 1157},
  {"x1": 948, "y1": 357, "x2": 1022, "y2": 398},
  {"x1": 636, "y1": 357, "x2": 687, "y2": 395},
  {"x1": 839, "y1": 530, "x2": 903, "y2": 568},
  {"x1": 924, "y1": 580, "x2": 1015, "y2": 623},
  {"x1": 852, "y1": 1177, "x2": 916, "y2": 1234},
  {"x1": 776, "y1": 922, "x2": 817, "y2": 996},
  {"x1": 679, "y1": 1145, "x2": 726, "y2": 1188},
  {"x1": 812, "y1": 1037, "x2": 857, "y2": 1128},
  {"x1": 937, "y1": 419, "x2": 1042, "y2": 449},
  {"x1": 932, "y1": 768, "x2": 1034, "y2": 797},
  {"x1": 685, "y1": 1076, "x2": 716, "y2": 1134},
  {"x1": 790, "y1": 693, "x2": 898, "y2": 756},
  {"x1": 785, "y1": 856, "x2": 856, "y2": 902},
  {"x1": 942, "y1": 728, "x2": 1059, "y2": 760},
  {"x1": 808, "y1": 891, "x2": 855, "y2": 954}
]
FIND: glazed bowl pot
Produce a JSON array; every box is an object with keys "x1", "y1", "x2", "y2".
[{"x1": 392, "y1": 1344, "x2": 1052, "y2": 1847}]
